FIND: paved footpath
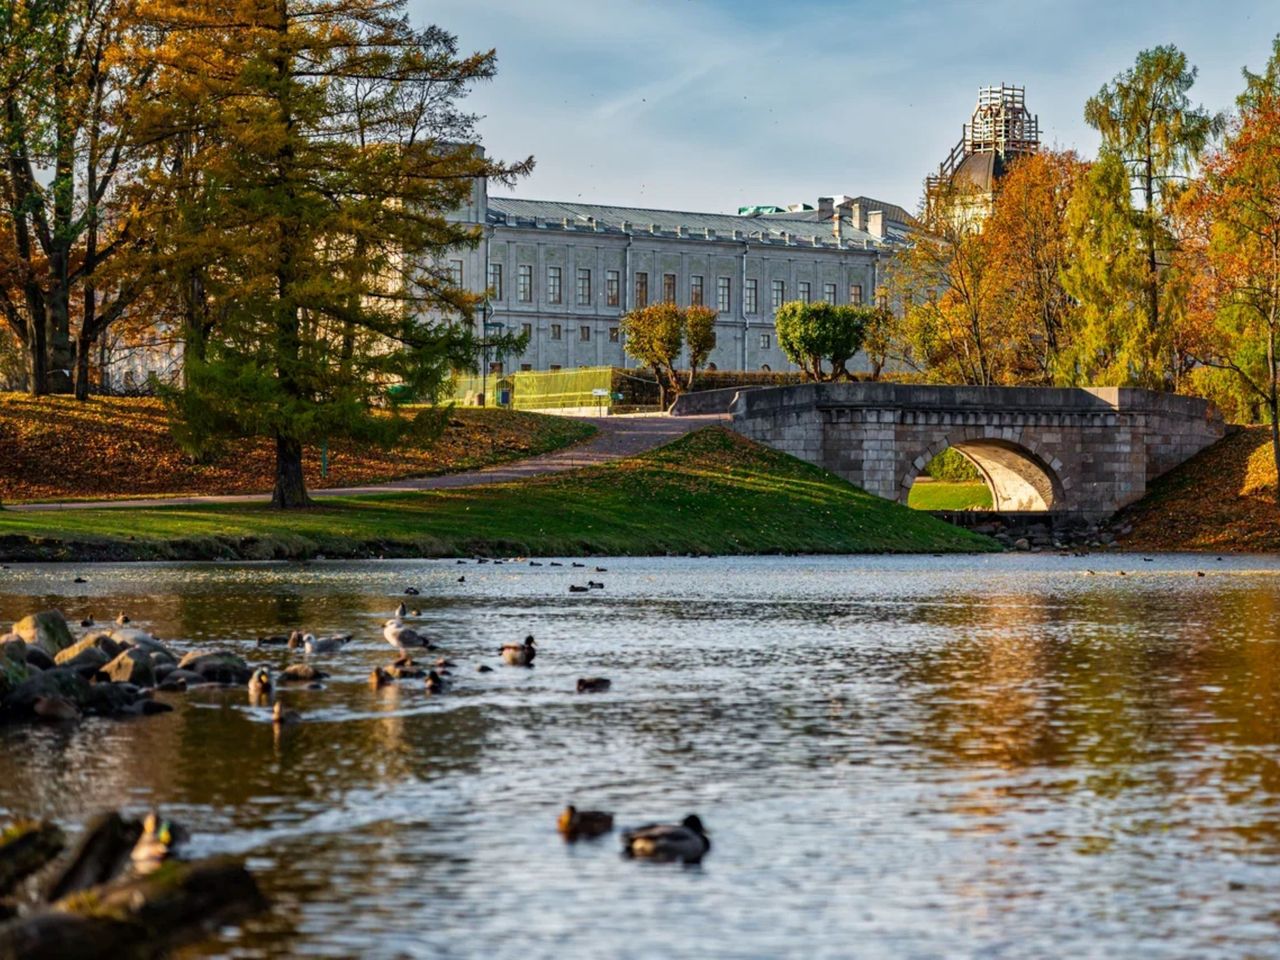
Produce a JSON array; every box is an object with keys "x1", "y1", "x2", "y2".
[{"x1": 9, "y1": 414, "x2": 728, "y2": 513}]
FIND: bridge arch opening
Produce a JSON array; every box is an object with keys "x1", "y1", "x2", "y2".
[{"x1": 905, "y1": 438, "x2": 1065, "y2": 512}]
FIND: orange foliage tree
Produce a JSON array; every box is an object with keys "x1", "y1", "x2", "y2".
[{"x1": 1176, "y1": 38, "x2": 1280, "y2": 499}]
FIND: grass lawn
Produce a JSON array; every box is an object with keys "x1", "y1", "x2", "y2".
[
  {"x1": 0, "y1": 427, "x2": 998, "y2": 560},
  {"x1": 907, "y1": 480, "x2": 993, "y2": 512},
  {"x1": 0, "y1": 394, "x2": 595, "y2": 503}
]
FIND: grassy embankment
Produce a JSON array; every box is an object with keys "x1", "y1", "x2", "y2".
[
  {"x1": 0, "y1": 394, "x2": 595, "y2": 503},
  {"x1": 906, "y1": 480, "x2": 993, "y2": 511},
  {"x1": 1116, "y1": 425, "x2": 1280, "y2": 552},
  {"x1": 0, "y1": 427, "x2": 998, "y2": 560}
]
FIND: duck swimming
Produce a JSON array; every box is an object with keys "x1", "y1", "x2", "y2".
[
  {"x1": 130, "y1": 812, "x2": 184, "y2": 875},
  {"x1": 500, "y1": 635, "x2": 537, "y2": 666},
  {"x1": 247, "y1": 667, "x2": 272, "y2": 702},
  {"x1": 272, "y1": 701, "x2": 301, "y2": 726},
  {"x1": 558, "y1": 805, "x2": 614, "y2": 841},
  {"x1": 424, "y1": 669, "x2": 445, "y2": 694},
  {"x1": 395, "y1": 602, "x2": 408, "y2": 618},
  {"x1": 576, "y1": 677, "x2": 611, "y2": 693},
  {"x1": 369, "y1": 666, "x2": 393, "y2": 689},
  {"x1": 622, "y1": 815, "x2": 710, "y2": 864}
]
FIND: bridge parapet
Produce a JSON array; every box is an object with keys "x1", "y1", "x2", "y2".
[{"x1": 727, "y1": 383, "x2": 1223, "y2": 519}]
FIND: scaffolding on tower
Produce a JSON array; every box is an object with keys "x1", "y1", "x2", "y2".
[{"x1": 926, "y1": 84, "x2": 1040, "y2": 198}]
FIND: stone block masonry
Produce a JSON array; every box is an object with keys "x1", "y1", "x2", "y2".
[{"x1": 724, "y1": 383, "x2": 1224, "y2": 520}]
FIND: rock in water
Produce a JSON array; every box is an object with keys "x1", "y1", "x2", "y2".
[
  {"x1": 176, "y1": 651, "x2": 252, "y2": 685},
  {"x1": 101, "y1": 649, "x2": 156, "y2": 687},
  {"x1": 10, "y1": 612, "x2": 75, "y2": 657},
  {"x1": 2, "y1": 668, "x2": 90, "y2": 719},
  {"x1": 0, "y1": 821, "x2": 66, "y2": 896},
  {"x1": 42, "y1": 812, "x2": 140, "y2": 901}
]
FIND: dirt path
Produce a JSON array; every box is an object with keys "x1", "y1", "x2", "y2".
[{"x1": 8, "y1": 414, "x2": 726, "y2": 512}]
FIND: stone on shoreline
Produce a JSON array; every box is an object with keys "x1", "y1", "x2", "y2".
[
  {"x1": 101, "y1": 649, "x2": 156, "y2": 687},
  {"x1": 2, "y1": 668, "x2": 90, "y2": 718},
  {"x1": 10, "y1": 612, "x2": 74, "y2": 658},
  {"x1": 56, "y1": 634, "x2": 124, "y2": 667}
]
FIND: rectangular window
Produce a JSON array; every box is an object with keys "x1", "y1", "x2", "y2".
[
  {"x1": 549, "y1": 364, "x2": 562, "y2": 372},
  {"x1": 517, "y1": 264, "x2": 532, "y2": 302},
  {"x1": 849, "y1": 283, "x2": 863, "y2": 305},
  {"x1": 745, "y1": 278, "x2": 758, "y2": 314},
  {"x1": 609, "y1": 326, "x2": 620, "y2": 342},
  {"x1": 759, "y1": 333, "x2": 771, "y2": 349},
  {"x1": 823, "y1": 282, "x2": 837, "y2": 305},
  {"x1": 579, "y1": 325, "x2": 590, "y2": 342},
  {"x1": 606, "y1": 269, "x2": 620, "y2": 307},
  {"x1": 770, "y1": 280, "x2": 785, "y2": 311},
  {"x1": 550, "y1": 323, "x2": 562, "y2": 340},
  {"x1": 663, "y1": 273, "x2": 677, "y2": 303},
  {"x1": 690, "y1": 275, "x2": 704, "y2": 306},
  {"x1": 488, "y1": 262, "x2": 503, "y2": 300},
  {"x1": 548, "y1": 266, "x2": 562, "y2": 304},
  {"x1": 798, "y1": 281, "x2": 811, "y2": 304},
  {"x1": 489, "y1": 361, "x2": 503, "y2": 375},
  {"x1": 635, "y1": 272, "x2": 649, "y2": 308},
  {"x1": 716, "y1": 277, "x2": 731, "y2": 312},
  {"x1": 520, "y1": 363, "x2": 532, "y2": 372},
  {"x1": 448, "y1": 259, "x2": 464, "y2": 286},
  {"x1": 577, "y1": 268, "x2": 591, "y2": 306},
  {"x1": 520, "y1": 322, "x2": 532, "y2": 338}
]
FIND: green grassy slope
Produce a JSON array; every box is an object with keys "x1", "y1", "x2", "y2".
[{"x1": 0, "y1": 427, "x2": 998, "y2": 560}]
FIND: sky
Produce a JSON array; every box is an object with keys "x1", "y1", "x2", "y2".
[{"x1": 413, "y1": 0, "x2": 1278, "y2": 215}]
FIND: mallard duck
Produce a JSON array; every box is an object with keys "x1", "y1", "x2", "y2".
[
  {"x1": 476, "y1": 664, "x2": 494, "y2": 673},
  {"x1": 571, "y1": 562, "x2": 586, "y2": 568},
  {"x1": 272, "y1": 701, "x2": 301, "y2": 726},
  {"x1": 404, "y1": 586, "x2": 420, "y2": 596},
  {"x1": 388, "y1": 656, "x2": 426, "y2": 679},
  {"x1": 383, "y1": 618, "x2": 431, "y2": 652},
  {"x1": 369, "y1": 666, "x2": 393, "y2": 689},
  {"x1": 500, "y1": 635, "x2": 536, "y2": 666},
  {"x1": 424, "y1": 669, "x2": 445, "y2": 694},
  {"x1": 247, "y1": 667, "x2": 272, "y2": 701},
  {"x1": 79, "y1": 615, "x2": 95, "y2": 628},
  {"x1": 303, "y1": 634, "x2": 350, "y2": 655},
  {"x1": 577, "y1": 677, "x2": 611, "y2": 693},
  {"x1": 622, "y1": 815, "x2": 710, "y2": 864},
  {"x1": 395, "y1": 601, "x2": 408, "y2": 618},
  {"x1": 130, "y1": 812, "x2": 183, "y2": 874},
  {"x1": 587, "y1": 581, "x2": 604, "y2": 590},
  {"x1": 568, "y1": 585, "x2": 589, "y2": 593},
  {"x1": 115, "y1": 612, "x2": 131, "y2": 625},
  {"x1": 558, "y1": 805, "x2": 614, "y2": 840},
  {"x1": 279, "y1": 663, "x2": 329, "y2": 683}
]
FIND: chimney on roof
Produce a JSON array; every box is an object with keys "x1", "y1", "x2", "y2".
[
  {"x1": 850, "y1": 200, "x2": 867, "y2": 232},
  {"x1": 867, "y1": 210, "x2": 885, "y2": 239},
  {"x1": 817, "y1": 196, "x2": 834, "y2": 218}
]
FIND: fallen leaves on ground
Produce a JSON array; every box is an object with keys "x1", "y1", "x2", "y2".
[
  {"x1": 1117, "y1": 425, "x2": 1280, "y2": 552},
  {"x1": 0, "y1": 394, "x2": 593, "y2": 503}
]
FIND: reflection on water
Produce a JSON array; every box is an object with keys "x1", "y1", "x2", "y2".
[{"x1": 2, "y1": 555, "x2": 1280, "y2": 958}]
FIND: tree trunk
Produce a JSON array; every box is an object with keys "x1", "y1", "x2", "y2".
[
  {"x1": 46, "y1": 288, "x2": 74, "y2": 394},
  {"x1": 28, "y1": 313, "x2": 48, "y2": 396},
  {"x1": 73, "y1": 329, "x2": 94, "y2": 401},
  {"x1": 271, "y1": 432, "x2": 311, "y2": 508}
]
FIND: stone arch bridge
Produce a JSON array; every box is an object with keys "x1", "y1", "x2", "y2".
[{"x1": 713, "y1": 383, "x2": 1223, "y2": 519}]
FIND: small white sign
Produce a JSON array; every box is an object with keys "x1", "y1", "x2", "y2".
[{"x1": 591, "y1": 388, "x2": 609, "y2": 397}]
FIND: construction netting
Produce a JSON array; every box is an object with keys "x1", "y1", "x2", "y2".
[{"x1": 450, "y1": 366, "x2": 615, "y2": 410}]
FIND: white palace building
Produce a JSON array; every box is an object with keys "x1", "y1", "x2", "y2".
[{"x1": 451, "y1": 168, "x2": 913, "y2": 375}]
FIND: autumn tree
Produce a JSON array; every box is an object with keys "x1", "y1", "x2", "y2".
[
  {"x1": 137, "y1": 0, "x2": 530, "y2": 506},
  {"x1": 773, "y1": 301, "x2": 869, "y2": 381},
  {"x1": 1082, "y1": 45, "x2": 1222, "y2": 387},
  {"x1": 883, "y1": 180, "x2": 1008, "y2": 385},
  {"x1": 983, "y1": 150, "x2": 1084, "y2": 383},
  {"x1": 0, "y1": 0, "x2": 155, "y2": 396},
  {"x1": 683, "y1": 304, "x2": 717, "y2": 387},
  {"x1": 620, "y1": 302, "x2": 718, "y2": 406},
  {"x1": 1177, "y1": 37, "x2": 1280, "y2": 498}
]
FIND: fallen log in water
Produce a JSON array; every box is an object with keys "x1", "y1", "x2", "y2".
[{"x1": 0, "y1": 855, "x2": 267, "y2": 960}]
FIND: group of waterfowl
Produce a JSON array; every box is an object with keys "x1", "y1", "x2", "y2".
[
  {"x1": 556, "y1": 806, "x2": 711, "y2": 864},
  {"x1": 242, "y1": 563, "x2": 709, "y2": 865}
]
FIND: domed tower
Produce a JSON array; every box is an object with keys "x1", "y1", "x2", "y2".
[{"x1": 926, "y1": 84, "x2": 1040, "y2": 225}]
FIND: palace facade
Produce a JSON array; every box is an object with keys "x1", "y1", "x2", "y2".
[{"x1": 451, "y1": 172, "x2": 913, "y2": 374}]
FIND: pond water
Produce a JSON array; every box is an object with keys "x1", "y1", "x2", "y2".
[{"x1": 2, "y1": 554, "x2": 1280, "y2": 959}]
